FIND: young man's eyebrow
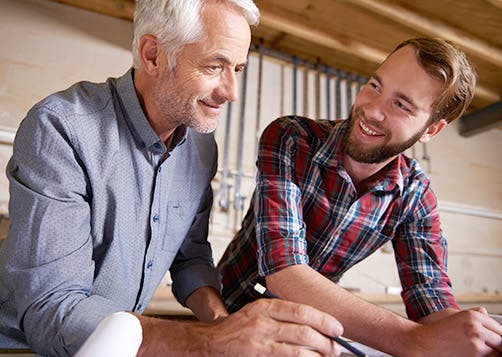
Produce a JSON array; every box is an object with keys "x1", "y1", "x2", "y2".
[{"x1": 371, "y1": 73, "x2": 383, "y2": 86}]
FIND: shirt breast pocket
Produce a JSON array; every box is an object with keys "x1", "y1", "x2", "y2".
[{"x1": 161, "y1": 200, "x2": 193, "y2": 253}]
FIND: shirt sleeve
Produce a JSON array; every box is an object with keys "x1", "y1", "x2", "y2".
[
  {"x1": 169, "y1": 137, "x2": 221, "y2": 305},
  {"x1": 5, "y1": 105, "x2": 122, "y2": 356},
  {"x1": 393, "y1": 181, "x2": 458, "y2": 320},
  {"x1": 254, "y1": 118, "x2": 309, "y2": 277}
]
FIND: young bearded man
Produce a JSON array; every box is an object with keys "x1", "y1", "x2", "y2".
[{"x1": 219, "y1": 37, "x2": 502, "y2": 356}]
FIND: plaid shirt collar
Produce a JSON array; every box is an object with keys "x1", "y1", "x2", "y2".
[{"x1": 312, "y1": 119, "x2": 406, "y2": 195}]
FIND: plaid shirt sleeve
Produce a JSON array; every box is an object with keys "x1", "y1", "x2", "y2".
[
  {"x1": 393, "y1": 180, "x2": 459, "y2": 320},
  {"x1": 254, "y1": 118, "x2": 310, "y2": 277}
]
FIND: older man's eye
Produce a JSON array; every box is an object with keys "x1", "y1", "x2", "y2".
[
  {"x1": 235, "y1": 65, "x2": 246, "y2": 73},
  {"x1": 206, "y1": 65, "x2": 222, "y2": 73}
]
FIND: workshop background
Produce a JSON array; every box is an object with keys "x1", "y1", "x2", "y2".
[{"x1": 1, "y1": 0, "x2": 501, "y2": 316}]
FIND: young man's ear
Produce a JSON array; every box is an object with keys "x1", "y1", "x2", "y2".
[
  {"x1": 419, "y1": 119, "x2": 448, "y2": 143},
  {"x1": 138, "y1": 34, "x2": 162, "y2": 75}
]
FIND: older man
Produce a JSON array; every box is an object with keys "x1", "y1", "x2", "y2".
[{"x1": 0, "y1": 1, "x2": 342, "y2": 356}]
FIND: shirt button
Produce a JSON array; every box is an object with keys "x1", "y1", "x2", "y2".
[
  {"x1": 153, "y1": 214, "x2": 160, "y2": 223},
  {"x1": 137, "y1": 303, "x2": 142, "y2": 311},
  {"x1": 147, "y1": 260, "x2": 153, "y2": 269}
]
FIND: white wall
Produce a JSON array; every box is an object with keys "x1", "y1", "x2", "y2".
[
  {"x1": 0, "y1": 0, "x2": 132, "y2": 209},
  {"x1": 1, "y1": 0, "x2": 501, "y2": 303}
]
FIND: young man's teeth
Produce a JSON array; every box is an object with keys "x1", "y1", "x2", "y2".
[{"x1": 360, "y1": 121, "x2": 379, "y2": 136}]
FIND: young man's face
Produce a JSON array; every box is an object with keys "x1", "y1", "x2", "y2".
[
  {"x1": 153, "y1": 3, "x2": 251, "y2": 134},
  {"x1": 344, "y1": 45, "x2": 444, "y2": 164}
]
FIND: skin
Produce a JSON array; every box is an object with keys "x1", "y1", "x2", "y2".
[
  {"x1": 342, "y1": 45, "x2": 447, "y2": 189},
  {"x1": 131, "y1": 2, "x2": 343, "y2": 355},
  {"x1": 266, "y1": 45, "x2": 502, "y2": 356}
]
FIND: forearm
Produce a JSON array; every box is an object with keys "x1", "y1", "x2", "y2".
[
  {"x1": 185, "y1": 286, "x2": 228, "y2": 323},
  {"x1": 265, "y1": 264, "x2": 419, "y2": 355},
  {"x1": 135, "y1": 314, "x2": 208, "y2": 356}
]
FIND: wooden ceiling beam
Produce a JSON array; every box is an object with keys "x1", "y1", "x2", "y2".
[
  {"x1": 351, "y1": 0, "x2": 502, "y2": 68},
  {"x1": 259, "y1": 9, "x2": 387, "y2": 65}
]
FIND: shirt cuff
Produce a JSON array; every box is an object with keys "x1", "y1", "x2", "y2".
[
  {"x1": 170, "y1": 264, "x2": 221, "y2": 306},
  {"x1": 257, "y1": 238, "x2": 309, "y2": 277},
  {"x1": 402, "y1": 284, "x2": 459, "y2": 320}
]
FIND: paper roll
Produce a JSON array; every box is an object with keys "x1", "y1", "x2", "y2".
[{"x1": 75, "y1": 311, "x2": 143, "y2": 357}]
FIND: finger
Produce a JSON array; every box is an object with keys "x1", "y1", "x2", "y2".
[
  {"x1": 224, "y1": 333, "x2": 339, "y2": 357},
  {"x1": 483, "y1": 329, "x2": 502, "y2": 353},
  {"x1": 264, "y1": 340, "x2": 340, "y2": 357},
  {"x1": 273, "y1": 320, "x2": 341, "y2": 355},
  {"x1": 482, "y1": 314, "x2": 502, "y2": 335},
  {"x1": 488, "y1": 314, "x2": 502, "y2": 327},
  {"x1": 250, "y1": 298, "x2": 344, "y2": 338}
]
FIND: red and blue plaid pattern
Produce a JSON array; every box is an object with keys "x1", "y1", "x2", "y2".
[{"x1": 218, "y1": 116, "x2": 457, "y2": 320}]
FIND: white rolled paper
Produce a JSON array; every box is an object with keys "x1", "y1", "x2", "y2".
[{"x1": 75, "y1": 311, "x2": 143, "y2": 357}]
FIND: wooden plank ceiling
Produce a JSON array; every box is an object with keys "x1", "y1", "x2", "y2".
[{"x1": 49, "y1": 0, "x2": 502, "y2": 131}]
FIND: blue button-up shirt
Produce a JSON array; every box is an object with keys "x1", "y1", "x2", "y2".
[{"x1": 0, "y1": 69, "x2": 219, "y2": 356}]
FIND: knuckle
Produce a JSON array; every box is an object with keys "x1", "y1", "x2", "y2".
[
  {"x1": 464, "y1": 310, "x2": 476, "y2": 318},
  {"x1": 291, "y1": 302, "x2": 309, "y2": 320},
  {"x1": 464, "y1": 323, "x2": 483, "y2": 339},
  {"x1": 246, "y1": 315, "x2": 265, "y2": 331},
  {"x1": 297, "y1": 325, "x2": 315, "y2": 341},
  {"x1": 251, "y1": 298, "x2": 270, "y2": 311}
]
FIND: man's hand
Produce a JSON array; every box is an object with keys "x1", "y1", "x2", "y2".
[
  {"x1": 411, "y1": 307, "x2": 502, "y2": 356},
  {"x1": 200, "y1": 298, "x2": 343, "y2": 356},
  {"x1": 137, "y1": 298, "x2": 343, "y2": 356}
]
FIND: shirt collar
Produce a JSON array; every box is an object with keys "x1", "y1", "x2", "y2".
[
  {"x1": 312, "y1": 119, "x2": 347, "y2": 168},
  {"x1": 115, "y1": 68, "x2": 189, "y2": 154},
  {"x1": 370, "y1": 156, "x2": 406, "y2": 194},
  {"x1": 313, "y1": 119, "x2": 405, "y2": 194}
]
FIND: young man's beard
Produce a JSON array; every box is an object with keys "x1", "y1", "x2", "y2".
[{"x1": 342, "y1": 110, "x2": 426, "y2": 164}]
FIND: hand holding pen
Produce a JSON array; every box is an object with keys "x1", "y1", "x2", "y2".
[{"x1": 254, "y1": 282, "x2": 369, "y2": 357}]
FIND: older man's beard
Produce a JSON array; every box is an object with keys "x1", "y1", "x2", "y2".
[
  {"x1": 342, "y1": 109, "x2": 426, "y2": 164},
  {"x1": 153, "y1": 77, "x2": 221, "y2": 135}
]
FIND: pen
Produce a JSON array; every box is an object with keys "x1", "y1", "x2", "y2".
[{"x1": 253, "y1": 282, "x2": 368, "y2": 357}]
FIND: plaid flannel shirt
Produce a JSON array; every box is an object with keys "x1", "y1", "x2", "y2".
[{"x1": 218, "y1": 116, "x2": 458, "y2": 320}]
